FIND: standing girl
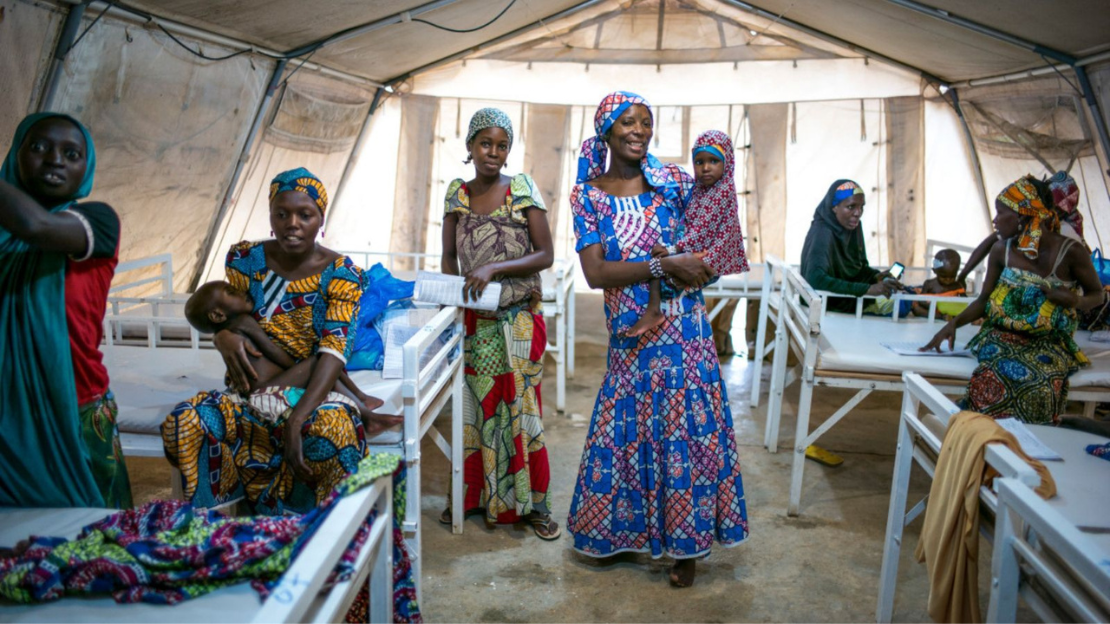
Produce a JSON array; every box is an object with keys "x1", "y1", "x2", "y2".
[
  {"x1": 567, "y1": 92, "x2": 750, "y2": 587},
  {"x1": 441, "y1": 108, "x2": 559, "y2": 539}
]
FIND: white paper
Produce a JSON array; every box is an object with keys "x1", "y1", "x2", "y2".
[
  {"x1": 881, "y1": 340, "x2": 973, "y2": 357},
  {"x1": 382, "y1": 323, "x2": 421, "y2": 379},
  {"x1": 413, "y1": 271, "x2": 501, "y2": 311},
  {"x1": 995, "y1": 418, "x2": 1063, "y2": 461}
]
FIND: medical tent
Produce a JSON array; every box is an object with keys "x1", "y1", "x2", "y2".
[{"x1": 2, "y1": 0, "x2": 1109, "y2": 292}]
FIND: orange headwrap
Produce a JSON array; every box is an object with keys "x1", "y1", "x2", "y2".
[{"x1": 997, "y1": 177, "x2": 1058, "y2": 259}]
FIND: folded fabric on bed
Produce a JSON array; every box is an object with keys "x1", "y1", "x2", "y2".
[{"x1": 0, "y1": 454, "x2": 401, "y2": 607}]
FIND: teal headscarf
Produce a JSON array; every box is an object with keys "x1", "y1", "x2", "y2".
[{"x1": 0, "y1": 112, "x2": 105, "y2": 508}]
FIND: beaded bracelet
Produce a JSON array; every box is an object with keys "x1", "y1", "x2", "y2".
[{"x1": 649, "y1": 256, "x2": 665, "y2": 279}]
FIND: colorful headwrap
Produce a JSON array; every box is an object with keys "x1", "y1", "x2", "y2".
[
  {"x1": 997, "y1": 176, "x2": 1058, "y2": 259},
  {"x1": 576, "y1": 90, "x2": 653, "y2": 184},
  {"x1": 684, "y1": 130, "x2": 749, "y2": 275},
  {"x1": 1048, "y1": 170, "x2": 1083, "y2": 239},
  {"x1": 692, "y1": 143, "x2": 728, "y2": 163},
  {"x1": 465, "y1": 107, "x2": 514, "y2": 150},
  {"x1": 833, "y1": 181, "x2": 864, "y2": 205},
  {"x1": 269, "y1": 167, "x2": 328, "y2": 219}
]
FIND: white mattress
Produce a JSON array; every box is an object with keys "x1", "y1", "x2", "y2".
[
  {"x1": 104, "y1": 346, "x2": 406, "y2": 437},
  {"x1": 814, "y1": 313, "x2": 1110, "y2": 388},
  {"x1": 0, "y1": 508, "x2": 263, "y2": 622}
]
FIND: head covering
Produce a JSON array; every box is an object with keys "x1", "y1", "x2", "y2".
[
  {"x1": 0, "y1": 113, "x2": 105, "y2": 508},
  {"x1": 1048, "y1": 170, "x2": 1083, "y2": 239},
  {"x1": 997, "y1": 176, "x2": 1058, "y2": 259},
  {"x1": 465, "y1": 107, "x2": 514, "y2": 150},
  {"x1": 577, "y1": 91, "x2": 654, "y2": 184},
  {"x1": 833, "y1": 180, "x2": 864, "y2": 205},
  {"x1": 269, "y1": 167, "x2": 328, "y2": 219},
  {"x1": 1, "y1": 112, "x2": 96, "y2": 202}
]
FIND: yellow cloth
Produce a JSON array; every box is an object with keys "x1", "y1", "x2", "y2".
[{"x1": 914, "y1": 411, "x2": 1056, "y2": 623}]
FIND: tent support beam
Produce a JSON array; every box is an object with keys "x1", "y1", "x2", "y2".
[
  {"x1": 953, "y1": 50, "x2": 1110, "y2": 89},
  {"x1": 38, "y1": 1, "x2": 89, "y2": 112},
  {"x1": 386, "y1": 0, "x2": 606, "y2": 85},
  {"x1": 949, "y1": 89, "x2": 996, "y2": 231},
  {"x1": 715, "y1": 0, "x2": 947, "y2": 88},
  {"x1": 190, "y1": 59, "x2": 288, "y2": 291},
  {"x1": 883, "y1": 0, "x2": 1110, "y2": 177},
  {"x1": 330, "y1": 87, "x2": 387, "y2": 226}
]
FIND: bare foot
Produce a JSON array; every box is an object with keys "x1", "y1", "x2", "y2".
[
  {"x1": 625, "y1": 308, "x2": 665, "y2": 337},
  {"x1": 669, "y1": 558, "x2": 696, "y2": 588},
  {"x1": 362, "y1": 410, "x2": 403, "y2": 437}
]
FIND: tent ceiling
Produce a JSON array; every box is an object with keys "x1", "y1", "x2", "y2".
[{"x1": 100, "y1": 0, "x2": 1110, "y2": 84}]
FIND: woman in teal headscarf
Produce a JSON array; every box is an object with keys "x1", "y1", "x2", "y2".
[{"x1": 0, "y1": 112, "x2": 132, "y2": 508}]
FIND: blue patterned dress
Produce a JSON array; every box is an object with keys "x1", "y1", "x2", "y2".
[{"x1": 566, "y1": 164, "x2": 750, "y2": 559}]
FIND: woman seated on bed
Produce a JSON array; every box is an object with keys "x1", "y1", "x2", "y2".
[
  {"x1": 162, "y1": 168, "x2": 397, "y2": 515},
  {"x1": 800, "y1": 179, "x2": 900, "y2": 313},
  {"x1": 923, "y1": 175, "x2": 1105, "y2": 424}
]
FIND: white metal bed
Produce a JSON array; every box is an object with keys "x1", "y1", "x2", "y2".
[
  {"x1": 763, "y1": 265, "x2": 1110, "y2": 517},
  {"x1": 337, "y1": 250, "x2": 578, "y2": 413},
  {"x1": 877, "y1": 372, "x2": 1110, "y2": 623},
  {"x1": 0, "y1": 471, "x2": 395, "y2": 623}
]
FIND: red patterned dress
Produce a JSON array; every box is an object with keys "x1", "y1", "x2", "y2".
[{"x1": 445, "y1": 173, "x2": 551, "y2": 523}]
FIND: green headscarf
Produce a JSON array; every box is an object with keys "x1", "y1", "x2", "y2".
[{"x1": 0, "y1": 112, "x2": 105, "y2": 507}]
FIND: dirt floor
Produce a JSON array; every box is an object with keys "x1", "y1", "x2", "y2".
[{"x1": 126, "y1": 292, "x2": 1037, "y2": 623}]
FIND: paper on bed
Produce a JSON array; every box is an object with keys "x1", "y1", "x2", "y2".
[
  {"x1": 880, "y1": 340, "x2": 973, "y2": 357},
  {"x1": 414, "y1": 271, "x2": 500, "y2": 311},
  {"x1": 995, "y1": 418, "x2": 1063, "y2": 461}
]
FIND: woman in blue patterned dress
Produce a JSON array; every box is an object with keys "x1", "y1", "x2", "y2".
[{"x1": 566, "y1": 92, "x2": 750, "y2": 588}]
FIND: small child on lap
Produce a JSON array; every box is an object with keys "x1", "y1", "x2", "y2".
[
  {"x1": 185, "y1": 281, "x2": 398, "y2": 432},
  {"x1": 627, "y1": 130, "x2": 749, "y2": 337}
]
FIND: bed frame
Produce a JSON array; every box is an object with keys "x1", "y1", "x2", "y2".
[{"x1": 0, "y1": 472, "x2": 395, "y2": 623}]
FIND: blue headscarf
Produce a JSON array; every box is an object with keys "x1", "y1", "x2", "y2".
[{"x1": 0, "y1": 112, "x2": 105, "y2": 508}]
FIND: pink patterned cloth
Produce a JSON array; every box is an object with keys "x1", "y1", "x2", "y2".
[{"x1": 676, "y1": 130, "x2": 749, "y2": 276}]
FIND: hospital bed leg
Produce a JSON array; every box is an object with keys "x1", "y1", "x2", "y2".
[
  {"x1": 876, "y1": 415, "x2": 915, "y2": 623},
  {"x1": 985, "y1": 499, "x2": 1021, "y2": 624},
  {"x1": 567, "y1": 283, "x2": 575, "y2": 378},
  {"x1": 452, "y1": 367, "x2": 464, "y2": 535},
  {"x1": 787, "y1": 377, "x2": 814, "y2": 516},
  {"x1": 764, "y1": 313, "x2": 790, "y2": 452},
  {"x1": 556, "y1": 302, "x2": 567, "y2": 413},
  {"x1": 750, "y1": 295, "x2": 771, "y2": 408},
  {"x1": 1082, "y1": 400, "x2": 1096, "y2": 419},
  {"x1": 371, "y1": 481, "x2": 394, "y2": 624}
]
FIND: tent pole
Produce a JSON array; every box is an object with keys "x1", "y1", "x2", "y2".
[
  {"x1": 954, "y1": 50, "x2": 1110, "y2": 89},
  {"x1": 716, "y1": 0, "x2": 947, "y2": 87},
  {"x1": 329, "y1": 87, "x2": 387, "y2": 230},
  {"x1": 38, "y1": 1, "x2": 89, "y2": 112},
  {"x1": 190, "y1": 59, "x2": 288, "y2": 291},
  {"x1": 386, "y1": 0, "x2": 606, "y2": 85},
  {"x1": 949, "y1": 89, "x2": 993, "y2": 232},
  {"x1": 882, "y1": 0, "x2": 1110, "y2": 175}
]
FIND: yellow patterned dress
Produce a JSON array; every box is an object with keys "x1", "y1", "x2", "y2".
[
  {"x1": 161, "y1": 241, "x2": 366, "y2": 514},
  {"x1": 445, "y1": 174, "x2": 551, "y2": 523}
]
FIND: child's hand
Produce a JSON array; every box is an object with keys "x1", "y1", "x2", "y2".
[
  {"x1": 651, "y1": 244, "x2": 669, "y2": 258},
  {"x1": 1039, "y1": 284, "x2": 1080, "y2": 308}
]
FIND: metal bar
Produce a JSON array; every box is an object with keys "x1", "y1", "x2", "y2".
[
  {"x1": 189, "y1": 58, "x2": 287, "y2": 292},
  {"x1": 1075, "y1": 65, "x2": 1110, "y2": 177},
  {"x1": 329, "y1": 87, "x2": 386, "y2": 217},
  {"x1": 948, "y1": 89, "x2": 994, "y2": 232},
  {"x1": 718, "y1": 0, "x2": 948, "y2": 87},
  {"x1": 953, "y1": 50, "x2": 1110, "y2": 88},
  {"x1": 385, "y1": 0, "x2": 606, "y2": 84},
  {"x1": 54, "y1": 0, "x2": 382, "y2": 87},
  {"x1": 38, "y1": 1, "x2": 88, "y2": 112}
]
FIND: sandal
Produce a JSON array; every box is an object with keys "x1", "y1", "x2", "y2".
[
  {"x1": 438, "y1": 507, "x2": 452, "y2": 525},
  {"x1": 669, "y1": 558, "x2": 696, "y2": 588},
  {"x1": 526, "y1": 513, "x2": 562, "y2": 541}
]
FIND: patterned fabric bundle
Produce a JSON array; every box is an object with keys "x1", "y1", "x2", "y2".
[
  {"x1": 465, "y1": 107, "x2": 514, "y2": 148},
  {"x1": 679, "y1": 130, "x2": 749, "y2": 276},
  {"x1": 1048, "y1": 170, "x2": 1083, "y2": 239},
  {"x1": 443, "y1": 173, "x2": 551, "y2": 523},
  {"x1": 269, "y1": 167, "x2": 329, "y2": 219},
  {"x1": 996, "y1": 176, "x2": 1058, "y2": 259},
  {"x1": 0, "y1": 454, "x2": 421, "y2": 623},
  {"x1": 1088, "y1": 442, "x2": 1110, "y2": 461}
]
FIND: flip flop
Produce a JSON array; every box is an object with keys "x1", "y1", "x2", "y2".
[
  {"x1": 438, "y1": 507, "x2": 452, "y2": 525},
  {"x1": 669, "y1": 559, "x2": 696, "y2": 588},
  {"x1": 527, "y1": 514, "x2": 562, "y2": 541}
]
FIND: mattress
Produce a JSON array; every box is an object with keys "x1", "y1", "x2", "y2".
[
  {"x1": 813, "y1": 313, "x2": 1110, "y2": 388},
  {"x1": 104, "y1": 346, "x2": 407, "y2": 438}
]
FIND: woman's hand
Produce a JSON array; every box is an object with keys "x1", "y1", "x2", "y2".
[
  {"x1": 920, "y1": 320, "x2": 957, "y2": 353},
  {"x1": 462, "y1": 264, "x2": 498, "y2": 303},
  {"x1": 282, "y1": 416, "x2": 311, "y2": 482},
  {"x1": 866, "y1": 281, "x2": 893, "y2": 297},
  {"x1": 213, "y1": 330, "x2": 261, "y2": 392},
  {"x1": 661, "y1": 253, "x2": 714, "y2": 289},
  {"x1": 1039, "y1": 284, "x2": 1080, "y2": 308}
]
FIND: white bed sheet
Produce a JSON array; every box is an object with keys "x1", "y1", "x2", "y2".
[
  {"x1": 814, "y1": 314, "x2": 1110, "y2": 388},
  {"x1": 0, "y1": 508, "x2": 263, "y2": 622}
]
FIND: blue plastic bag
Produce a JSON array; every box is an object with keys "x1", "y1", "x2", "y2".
[
  {"x1": 347, "y1": 263, "x2": 414, "y2": 371},
  {"x1": 1093, "y1": 248, "x2": 1110, "y2": 287}
]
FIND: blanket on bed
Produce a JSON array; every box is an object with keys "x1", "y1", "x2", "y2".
[{"x1": 0, "y1": 453, "x2": 420, "y2": 621}]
